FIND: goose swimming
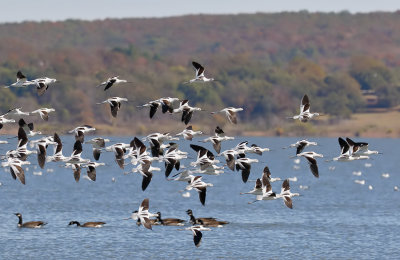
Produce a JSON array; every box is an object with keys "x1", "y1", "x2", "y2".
[
  {"x1": 155, "y1": 212, "x2": 185, "y2": 226},
  {"x1": 15, "y1": 213, "x2": 47, "y2": 228},
  {"x1": 186, "y1": 209, "x2": 228, "y2": 227},
  {"x1": 68, "y1": 221, "x2": 106, "y2": 228}
]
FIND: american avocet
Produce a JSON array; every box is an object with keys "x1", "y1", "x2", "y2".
[
  {"x1": 96, "y1": 76, "x2": 130, "y2": 91},
  {"x1": 46, "y1": 133, "x2": 66, "y2": 162},
  {"x1": 4, "y1": 71, "x2": 31, "y2": 88},
  {"x1": 158, "y1": 97, "x2": 180, "y2": 114},
  {"x1": 36, "y1": 138, "x2": 57, "y2": 169},
  {"x1": 250, "y1": 178, "x2": 297, "y2": 209},
  {"x1": 97, "y1": 97, "x2": 128, "y2": 118},
  {"x1": 263, "y1": 166, "x2": 281, "y2": 182},
  {"x1": 14, "y1": 213, "x2": 47, "y2": 228},
  {"x1": 85, "y1": 137, "x2": 110, "y2": 161},
  {"x1": 240, "y1": 178, "x2": 263, "y2": 195},
  {"x1": 211, "y1": 107, "x2": 243, "y2": 124},
  {"x1": 105, "y1": 143, "x2": 128, "y2": 169},
  {"x1": 68, "y1": 125, "x2": 96, "y2": 143},
  {"x1": 186, "y1": 176, "x2": 213, "y2": 206},
  {"x1": 29, "y1": 77, "x2": 57, "y2": 96},
  {"x1": 31, "y1": 108, "x2": 55, "y2": 121},
  {"x1": 143, "y1": 132, "x2": 178, "y2": 157},
  {"x1": 136, "y1": 198, "x2": 153, "y2": 230},
  {"x1": 296, "y1": 152, "x2": 321, "y2": 178},
  {"x1": 331, "y1": 137, "x2": 369, "y2": 162},
  {"x1": 168, "y1": 170, "x2": 196, "y2": 182},
  {"x1": 284, "y1": 139, "x2": 318, "y2": 155},
  {"x1": 180, "y1": 225, "x2": 212, "y2": 247},
  {"x1": 162, "y1": 146, "x2": 188, "y2": 178},
  {"x1": 18, "y1": 118, "x2": 34, "y2": 133},
  {"x1": 346, "y1": 137, "x2": 380, "y2": 156},
  {"x1": 288, "y1": 94, "x2": 321, "y2": 122},
  {"x1": 235, "y1": 156, "x2": 259, "y2": 183},
  {"x1": 1, "y1": 157, "x2": 29, "y2": 184},
  {"x1": 176, "y1": 126, "x2": 203, "y2": 141},
  {"x1": 184, "y1": 61, "x2": 215, "y2": 84},
  {"x1": 138, "y1": 100, "x2": 160, "y2": 119},
  {"x1": 190, "y1": 144, "x2": 220, "y2": 170},
  {"x1": 82, "y1": 162, "x2": 105, "y2": 181},
  {"x1": 68, "y1": 221, "x2": 106, "y2": 228},
  {"x1": 173, "y1": 100, "x2": 202, "y2": 125},
  {"x1": 13, "y1": 108, "x2": 30, "y2": 116},
  {"x1": 219, "y1": 149, "x2": 238, "y2": 171},
  {"x1": 63, "y1": 140, "x2": 90, "y2": 165},
  {"x1": 200, "y1": 135, "x2": 234, "y2": 154},
  {"x1": 0, "y1": 109, "x2": 16, "y2": 129},
  {"x1": 6, "y1": 127, "x2": 33, "y2": 161},
  {"x1": 246, "y1": 144, "x2": 271, "y2": 156},
  {"x1": 138, "y1": 97, "x2": 179, "y2": 119}
]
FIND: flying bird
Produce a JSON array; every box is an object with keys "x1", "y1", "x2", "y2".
[
  {"x1": 288, "y1": 94, "x2": 321, "y2": 122},
  {"x1": 184, "y1": 61, "x2": 215, "y2": 84},
  {"x1": 97, "y1": 97, "x2": 128, "y2": 118},
  {"x1": 211, "y1": 107, "x2": 243, "y2": 124},
  {"x1": 68, "y1": 125, "x2": 96, "y2": 143},
  {"x1": 31, "y1": 108, "x2": 55, "y2": 121},
  {"x1": 30, "y1": 77, "x2": 57, "y2": 96},
  {"x1": 96, "y1": 76, "x2": 130, "y2": 91},
  {"x1": 4, "y1": 71, "x2": 31, "y2": 88}
]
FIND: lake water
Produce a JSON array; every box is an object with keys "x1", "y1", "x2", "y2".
[{"x1": 0, "y1": 136, "x2": 399, "y2": 259}]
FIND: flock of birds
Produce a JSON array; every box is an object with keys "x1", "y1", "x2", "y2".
[{"x1": 0, "y1": 61, "x2": 385, "y2": 247}]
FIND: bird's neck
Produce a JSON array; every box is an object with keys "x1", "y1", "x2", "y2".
[
  {"x1": 189, "y1": 214, "x2": 196, "y2": 224},
  {"x1": 156, "y1": 215, "x2": 164, "y2": 224},
  {"x1": 17, "y1": 216, "x2": 23, "y2": 226}
]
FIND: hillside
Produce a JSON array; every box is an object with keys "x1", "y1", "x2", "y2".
[{"x1": 0, "y1": 12, "x2": 400, "y2": 136}]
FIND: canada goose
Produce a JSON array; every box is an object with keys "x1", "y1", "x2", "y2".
[
  {"x1": 68, "y1": 221, "x2": 106, "y2": 228},
  {"x1": 155, "y1": 212, "x2": 185, "y2": 226},
  {"x1": 14, "y1": 213, "x2": 47, "y2": 228},
  {"x1": 186, "y1": 209, "x2": 228, "y2": 227}
]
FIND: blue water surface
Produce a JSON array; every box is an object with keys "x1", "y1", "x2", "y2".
[{"x1": 0, "y1": 136, "x2": 398, "y2": 259}]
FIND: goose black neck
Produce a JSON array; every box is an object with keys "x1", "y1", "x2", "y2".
[
  {"x1": 156, "y1": 214, "x2": 164, "y2": 225},
  {"x1": 189, "y1": 214, "x2": 197, "y2": 225},
  {"x1": 71, "y1": 221, "x2": 81, "y2": 226},
  {"x1": 17, "y1": 215, "x2": 23, "y2": 226}
]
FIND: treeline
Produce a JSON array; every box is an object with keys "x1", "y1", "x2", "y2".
[{"x1": 0, "y1": 12, "x2": 400, "y2": 133}]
